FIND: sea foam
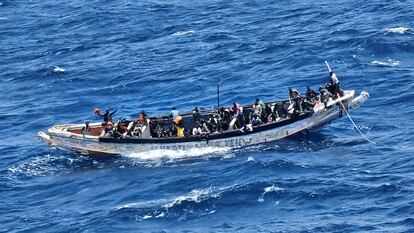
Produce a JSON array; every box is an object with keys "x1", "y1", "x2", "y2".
[
  {"x1": 371, "y1": 59, "x2": 400, "y2": 67},
  {"x1": 385, "y1": 27, "x2": 411, "y2": 34},
  {"x1": 171, "y1": 30, "x2": 195, "y2": 37},
  {"x1": 258, "y1": 185, "x2": 284, "y2": 203},
  {"x1": 125, "y1": 147, "x2": 231, "y2": 161}
]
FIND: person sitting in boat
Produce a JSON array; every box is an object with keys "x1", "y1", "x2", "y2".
[
  {"x1": 131, "y1": 114, "x2": 145, "y2": 137},
  {"x1": 100, "y1": 121, "x2": 114, "y2": 137},
  {"x1": 192, "y1": 122, "x2": 203, "y2": 136},
  {"x1": 153, "y1": 120, "x2": 171, "y2": 138},
  {"x1": 271, "y1": 103, "x2": 282, "y2": 121},
  {"x1": 264, "y1": 104, "x2": 273, "y2": 123},
  {"x1": 251, "y1": 114, "x2": 262, "y2": 126},
  {"x1": 201, "y1": 119, "x2": 211, "y2": 133},
  {"x1": 207, "y1": 114, "x2": 220, "y2": 132},
  {"x1": 319, "y1": 86, "x2": 331, "y2": 107},
  {"x1": 288, "y1": 88, "x2": 302, "y2": 110},
  {"x1": 115, "y1": 119, "x2": 129, "y2": 135},
  {"x1": 242, "y1": 115, "x2": 253, "y2": 132},
  {"x1": 131, "y1": 111, "x2": 151, "y2": 138},
  {"x1": 306, "y1": 86, "x2": 318, "y2": 101},
  {"x1": 170, "y1": 107, "x2": 179, "y2": 119},
  {"x1": 173, "y1": 115, "x2": 185, "y2": 137},
  {"x1": 288, "y1": 88, "x2": 303, "y2": 114},
  {"x1": 110, "y1": 121, "x2": 123, "y2": 138},
  {"x1": 192, "y1": 106, "x2": 201, "y2": 126},
  {"x1": 94, "y1": 108, "x2": 117, "y2": 123},
  {"x1": 301, "y1": 86, "x2": 316, "y2": 111},
  {"x1": 219, "y1": 108, "x2": 231, "y2": 131},
  {"x1": 238, "y1": 106, "x2": 245, "y2": 128},
  {"x1": 81, "y1": 121, "x2": 91, "y2": 136}
]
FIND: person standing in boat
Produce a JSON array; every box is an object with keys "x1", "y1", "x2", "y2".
[
  {"x1": 192, "y1": 106, "x2": 201, "y2": 126},
  {"x1": 173, "y1": 115, "x2": 185, "y2": 137},
  {"x1": 170, "y1": 107, "x2": 179, "y2": 119},
  {"x1": 252, "y1": 101, "x2": 262, "y2": 118},
  {"x1": 229, "y1": 103, "x2": 241, "y2": 129},
  {"x1": 326, "y1": 71, "x2": 344, "y2": 98},
  {"x1": 94, "y1": 108, "x2": 117, "y2": 123},
  {"x1": 256, "y1": 98, "x2": 265, "y2": 110}
]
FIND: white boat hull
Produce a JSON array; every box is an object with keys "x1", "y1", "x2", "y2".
[{"x1": 38, "y1": 90, "x2": 368, "y2": 156}]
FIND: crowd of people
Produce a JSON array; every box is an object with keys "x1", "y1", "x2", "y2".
[{"x1": 89, "y1": 71, "x2": 342, "y2": 139}]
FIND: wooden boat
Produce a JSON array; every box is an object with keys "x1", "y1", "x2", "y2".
[{"x1": 37, "y1": 89, "x2": 369, "y2": 156}]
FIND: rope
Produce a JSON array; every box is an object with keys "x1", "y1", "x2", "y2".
[
  {"x1": 338, "y1": 99, "x2": 376, "y2": 145},
  {"x1": 324, "y1": 61, "x2": 375, "y2": 145}
]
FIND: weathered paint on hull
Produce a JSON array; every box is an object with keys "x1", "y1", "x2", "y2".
[{"x1": 47, "y1": 107, "x2": 341, "y2": 156}]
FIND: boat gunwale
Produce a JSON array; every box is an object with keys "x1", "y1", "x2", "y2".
[
  {"x1": 98, "y1": 111, "x2": 314, "y2": 144},
  {"x1": 47, "y1": 91, "x2": 355, "y2": 144}
]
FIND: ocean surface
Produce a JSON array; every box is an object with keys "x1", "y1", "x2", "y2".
[{"x1": 1, "y1": 0, "x2": 414, "y2": 232}]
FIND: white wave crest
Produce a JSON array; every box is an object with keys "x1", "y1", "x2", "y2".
[
  {"x1": 117, "y1": 183, "x2": 284, "y2": 221},
  {"x1": 371, "y1": 59, "x2": 400, "y2": 67},
  {"x1": 142, "y1": 215, "x2": 152, "y2": 219},
  {"x1": 155, "y1": 212, "x2": 165, "y2": 218},
  {"x1": 115, "y1": 187, "x2": 217, "y2": 211},
  {"x1": 171, "y1": 30, "x2": 195, "y2": 37},
  {"x1": 385, "y1": 27, "x2": 411, "y2": 34},
  {"x1": 53, "y1": 66, "x2": 65, "y2": 73},
  {"x1": 125, "y1": 147, "x2": 231, "y2": 161},
  {"x1": 258, "y1": 185, "x2": 284, "y2": 203},
  {"x1": 115, "y1": 187, "x2": 218, "y2": 220},
  {"x1": 164, "y1": 188, "x2": 215, "y2": 208}
]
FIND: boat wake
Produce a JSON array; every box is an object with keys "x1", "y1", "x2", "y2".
[
  {"x1": 7, "y1": 153, "x2": 87, "y2": 179},
  {"x1": 124, "y1": 147, "x2": 232, "y2": 162}
]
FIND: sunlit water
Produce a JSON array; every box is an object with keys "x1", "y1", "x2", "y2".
[{"x1": 1, "y1": 0, "x2": 414, "y2": 232}]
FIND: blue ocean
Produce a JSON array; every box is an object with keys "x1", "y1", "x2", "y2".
[{"x1": 1, "y1": 0, "x2": 414, "y2": 232}]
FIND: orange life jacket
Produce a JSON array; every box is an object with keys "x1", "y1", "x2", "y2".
[{"x1": 173, "y1": 115, "x2": 183, "y2": 125}]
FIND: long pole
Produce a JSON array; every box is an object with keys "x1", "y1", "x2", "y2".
[
  {"x1": 217, "y1": 79, "x2": 223, "y2": 109},
  {"x1": 325, "y1": 60, "x2": 332, "y2": 73},
  {"x1": 217, "y1": 84, "x2": 219, "y2": 109}
]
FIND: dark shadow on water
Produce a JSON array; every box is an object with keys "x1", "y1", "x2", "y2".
[{"x1": 255, "y1": 131, "x2": 337, "y2": 154}]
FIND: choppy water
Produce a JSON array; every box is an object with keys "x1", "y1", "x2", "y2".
[{"x1": 1, "y1": 0, "x2": 414, "y2": 232}]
